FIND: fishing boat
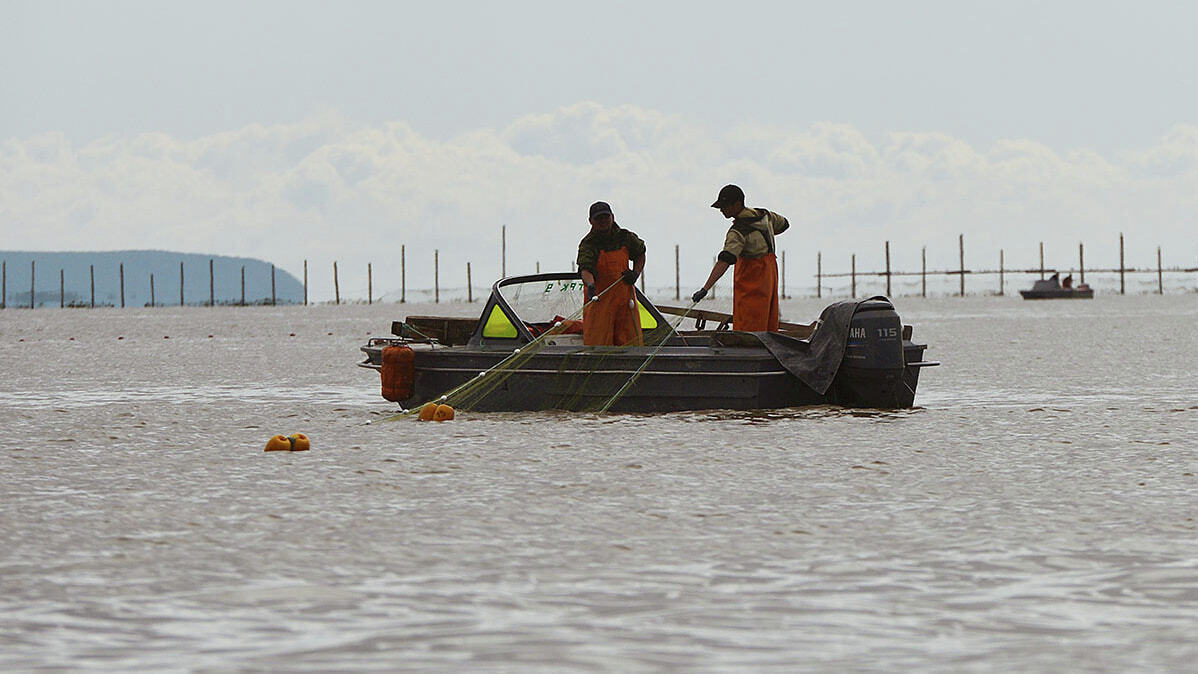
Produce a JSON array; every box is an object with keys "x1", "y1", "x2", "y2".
[
  {"x1": 1019, "y1": 274, "x2": 1094, "y2": 299},
  {"x1": 358, "y1": 272, "x2": 939, "y2": 412}
]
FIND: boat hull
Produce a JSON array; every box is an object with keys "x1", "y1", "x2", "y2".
[
  {"x1": 1019, "y1": 289, "x2": 1094, "y2": 299},
  {"x1": 361, "y1": 341, "x2": 930, "y2": 412}
]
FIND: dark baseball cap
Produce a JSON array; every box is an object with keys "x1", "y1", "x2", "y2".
[
  {"x1": 589, "y1": 201, "x2": 613, "y2": 219},
  {"x1": 711, "y1": 184, "x2": 745, "y2": 208}
]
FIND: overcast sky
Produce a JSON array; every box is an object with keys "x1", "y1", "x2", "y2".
[{"x1": 3, "y1": 0, "x2": 1197, "y2": 299}]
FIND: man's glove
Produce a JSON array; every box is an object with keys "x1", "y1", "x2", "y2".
[
  {"x1": 585, "y1": 282, "x2": 597, "y2": 299},
  {"x1": 621, "y1": 269, "x2": 639, "y2": 285},
  {"x1": 691, "y1": 287, "x2": 708, "y2": 303}
]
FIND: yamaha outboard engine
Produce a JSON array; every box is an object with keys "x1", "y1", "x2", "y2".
[{"x1": 833, "y1": 297, "x2": 911, "y2": 408}]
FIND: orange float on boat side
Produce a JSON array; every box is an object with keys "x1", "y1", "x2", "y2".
[{"x1": 380, "y1": 345, "x2": 415, "y2": 402}]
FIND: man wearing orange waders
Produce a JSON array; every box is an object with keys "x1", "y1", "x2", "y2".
[
  {"x1": 577, "y1": 201, "x2": 646, "y2": 346},
  {"x1": 691, "y1": 184, "x2": 789, "y2": 331}
]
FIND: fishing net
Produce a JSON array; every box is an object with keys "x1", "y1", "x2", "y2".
[{"x1": 385, "y1": 278, "x2": 695, "y2": 419}]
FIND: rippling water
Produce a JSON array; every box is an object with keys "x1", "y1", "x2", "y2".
[{"x1": 2, "y1": 295, "x2": 1196, "y2": 672}]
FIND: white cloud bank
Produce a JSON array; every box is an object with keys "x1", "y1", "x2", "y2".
[{"x1": 3, "y1": 102, "x2": 1197, "y2": 300}]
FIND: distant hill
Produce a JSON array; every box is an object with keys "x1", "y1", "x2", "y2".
[{"x1": 0, "y1": 251, "x2": 304, "y2": 307}]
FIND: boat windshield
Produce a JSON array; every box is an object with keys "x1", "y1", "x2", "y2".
[{"x1": 499, "y1": 278, "x2": 587, "y2": 325}]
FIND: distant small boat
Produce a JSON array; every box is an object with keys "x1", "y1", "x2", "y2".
[{"x1": 1019, "y1": 275, "x2": 1094, "y2": 300}]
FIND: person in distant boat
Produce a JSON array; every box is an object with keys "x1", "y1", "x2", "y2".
[
  {"x1": 1049, "y1": 272, "x2": 1060, "y2": 284},
  {"x1": 577, "y1": 201, "x2": 646, "y2": 346},
  {"x1": 691, "y1": 184, "x2": 789, "y2": 332},
  {"x1": 1062, "y1": 274, "x2": 1073, "y2": 289}
]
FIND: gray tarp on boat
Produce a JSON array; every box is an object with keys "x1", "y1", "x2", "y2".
[{"x1": 752, "y1": 297, "x2": 886, "y2": 395}]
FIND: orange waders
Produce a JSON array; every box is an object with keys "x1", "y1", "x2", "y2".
[
  {"x1": 583, "y1": 248, "x2": 643, "y2": 346},
  {"x1": 732, "y1": 252, "x2": 780, "y2": 332}
]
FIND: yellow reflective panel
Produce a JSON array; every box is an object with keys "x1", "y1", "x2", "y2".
[
  {"x1": 635, "y1": 300, "x2": 658, "y2": 329},
  {"x1": 482, "y1": 304, "x2": 518, "y2": 338}
]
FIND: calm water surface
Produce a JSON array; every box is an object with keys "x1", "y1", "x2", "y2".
[{"x1": 1, "y1": 295, "x2": 1196, "y2": 672}]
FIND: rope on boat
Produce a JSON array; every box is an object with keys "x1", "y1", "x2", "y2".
[
  {"x1": 382, "y1": 278, "x2": 625, "y2": 422},
  {"x1": 595, "y1": 298, "x2": 700, "y2": 413},
  {"x1": 398, "y1": 322, "x2": 436, "y2": 342}
]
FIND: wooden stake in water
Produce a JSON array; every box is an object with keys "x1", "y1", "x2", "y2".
[
  {"x1": 240, "y1": 266, "x2": 246, "y2": 305},
  {"x1": 1158, "y1": 247, "x2": 1163, "y2": 294},
  {"x1": 434, "y1": 249, "x2": 439, "y2": 303},
  {"x1": 271, "y1": 264, "x2": 277, "y2": 305},
  {"x1": 209, "y1": 259, "x2": 214, "y2": 307},
  {"x1": 333, "y1": 261, "x2": 340, "y2": 305},
  {"x1": 958, "y1": 234, "x2": 965, "y2": 297},
  {"x1": 1119, "y1": 233, "x2": 1125, "y2": 295},
  {"x1": 179, "y1": 261, "x2": 184, "y2": 306},
  {"x1": 60, "y1": 269, "x2": 64, "y2": 308},
  {"x1": 303, "y1": 259, "x2": 308, "y2": 306},
  {"x1": 1079, "y1": 242, "x2": 1085, "y2": 285},
  {"x1": 921, "y1": 246, "x2": 927, "y2": 298},
  {"x1": 150, "y1": 273, "x2": 155, "y2": 308},
  {"x1": 90, "y1": 264, "x2": 94, "y2": 309},
  {"x1": 675, "y1": 245, "x2": 680, "y2": 301},
  {"x1": 884, "y1": 241, "x2": 891, "y2": 297},
  {"x1": 119, "y1": 262, "x2": 125, "y2": 308},
  {"x1": 851, "y1": 254, "x2": 856, "y2": 298},
  {"x1": 367, "y1": 263, "x2": 372, "y2": 305},
  {"x1": 467, "y1": 262, "x2": 473, "y2": 303},
  {"x1": 999, "y1": 250, "x2": 1004, "y2": 296},
  {"x1": 817, "y1": 251, "x2": 822, "y2": 299},
  {"x1": 30, "y1": 260, "x2": 35, "y2": 309}
]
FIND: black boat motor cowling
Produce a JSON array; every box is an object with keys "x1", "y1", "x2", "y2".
[{"x1": 834, "y1": 298, "x2": 911, "y2": 408}]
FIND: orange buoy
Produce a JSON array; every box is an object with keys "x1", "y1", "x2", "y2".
[
  {"x1": 418, "y1": 403, "x2": 438, "y2": 421},
  {"x1": 433, "y1": 404, "x2": 455, "y2": 421},
  {"x1": 380, "y1": 345, "x2": 415, "y2": 402},
  {"x1": 288, "y1": 433, "x2": 310, "y2": 451},
  {"x1": 264, "y1": 435, "x2": 292, "y2": 452}
]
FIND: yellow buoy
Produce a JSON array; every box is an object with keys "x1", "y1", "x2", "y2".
[
  {"x1": 433, "y1": 404, "x2": 455, "y2": 421},
  {"x1": 264, "y1": 435, "x2": 292, "y2": 452},
  {"x1": 418, "y1": 403, "x2": 438, "y2": 421},
  {"x1": 288, "y1": 433, "x2": 310, "y2": 451}
]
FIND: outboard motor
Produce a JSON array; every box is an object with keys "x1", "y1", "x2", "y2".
[{"x1": 834, "y1": 297, "x2": 910, "y2": 408}]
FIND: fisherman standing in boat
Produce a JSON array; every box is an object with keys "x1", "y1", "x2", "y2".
[
  {"x1": 577, "y1": 201, "x2": 646, "y2": 346},
  {"x1": 691, "y1": 184, "x2": 789, "y2": 332}
]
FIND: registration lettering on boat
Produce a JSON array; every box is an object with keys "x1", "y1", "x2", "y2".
[{"x1": 544, "y1": 280, "x2": 582, "y2": 294}]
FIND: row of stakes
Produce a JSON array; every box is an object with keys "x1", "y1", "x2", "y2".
[{"x1": 16, "y1": 331, "x2": 356, "y2": 342}]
